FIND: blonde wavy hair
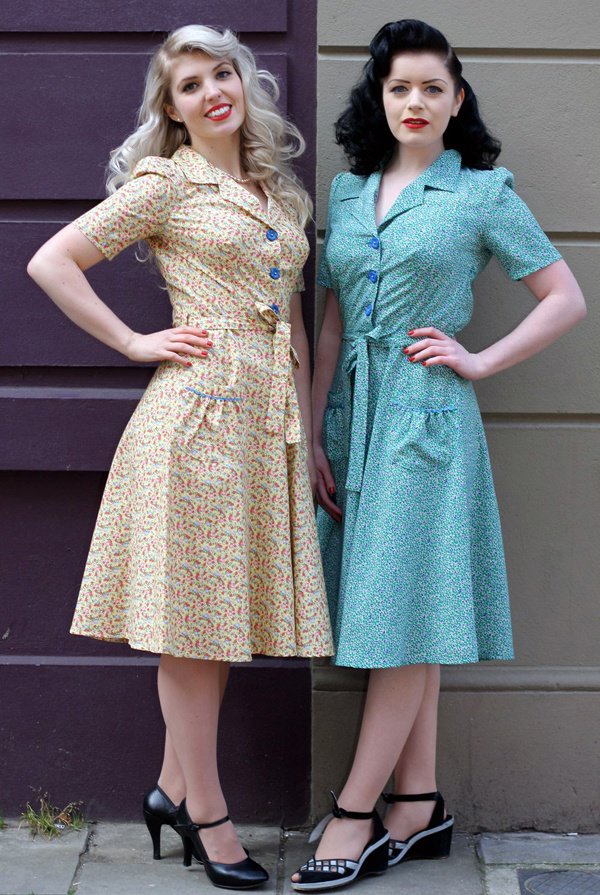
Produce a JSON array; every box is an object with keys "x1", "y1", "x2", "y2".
[{"x1": 107, "y1": 24, "x2": 312, "y2": 226}]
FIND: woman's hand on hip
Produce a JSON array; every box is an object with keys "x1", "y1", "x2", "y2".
[
  {"x1": 314, "y1": 443, "x2": 342, "y2": 522},
  {"x1": 125, "y1": 325, "x2": 213, "y2": 366},
  {"x1": 403, "y1": 326, "x2": 486, "y2": 380}
]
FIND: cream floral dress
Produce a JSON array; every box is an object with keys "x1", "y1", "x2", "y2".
[{"x1": 70, "y1": 145, "x2": 333, "y2": 662}]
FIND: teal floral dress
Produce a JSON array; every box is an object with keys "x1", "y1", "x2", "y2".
[{"x1": 318, "y1": 149, "x2": 561, "y2": 669}]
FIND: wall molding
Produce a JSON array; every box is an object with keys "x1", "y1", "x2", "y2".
[{"x1": 313, "y1": 664, "x2": 600, "y2": 693}]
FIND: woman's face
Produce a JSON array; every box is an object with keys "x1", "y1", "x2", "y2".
[
  {"x1": 381, "y1": 52, "x2": 464, "y2": 154},
  {"x1": 165, "y1": 51, "x2": 246, "y2": 148}
]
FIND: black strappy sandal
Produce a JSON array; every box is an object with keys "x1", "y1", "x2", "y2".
[
  {"x1": 291, "y1": 792, "x2": 389, "y2": 891},
  {"x1": 382, "y1": 791, "x2": 454, "y2": 866}
]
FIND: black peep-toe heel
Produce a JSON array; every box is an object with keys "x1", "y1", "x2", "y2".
[
  {"x1": 291, "y1": 791, "x2": 389, "y2": 891},
  {"x1": 174, "y1": 799, "x2": 268, "y2": 890},
  {"x1": 382, "y1": 790, "x2": 454, "y2": 866}
]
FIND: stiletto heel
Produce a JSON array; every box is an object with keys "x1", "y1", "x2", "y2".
[
  {"x1": 174, "y1": 799, "x2": 269, "y2": 890},
  {"x1": 182, "y1": 834, "x2": 193, "y2": 868},
  {"x1": 143, "y1": 810, "x2": 164, "y2": 860},
  {"x1": 382, "y1": 790, "x2": 454, "y2": 866},
  {"x1": 291, "y1": 791, "x2": 390, "y2": 891},
  {"x1": 142, "y1": 784, "x2": 183, "y2": 860}
]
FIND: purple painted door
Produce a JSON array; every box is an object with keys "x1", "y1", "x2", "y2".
[{"x1": 0, "y1": 1, "x2": 317, "y2": 822}]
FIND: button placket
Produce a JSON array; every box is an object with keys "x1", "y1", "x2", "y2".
[{"x1": 365, "y1": 235, "x2": 381, "y2": 318}]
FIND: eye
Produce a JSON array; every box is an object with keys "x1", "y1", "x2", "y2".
[
  {"x1": 391, "y1": 85, "x2": 408, "y2": 94},
  {"x1": 182, "y1": 81, "x2": 198, "y2": 93},
  {"x1": 216, "y1": 68, "x2": 233, "y2": 79},
  {"x1": 425, "y1": 85, "x2": 443, "y2": 94}
]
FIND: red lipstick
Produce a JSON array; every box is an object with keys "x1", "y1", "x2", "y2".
[
  {"x1": 205, "y1": 104, "x2": 232, "y2": 121},
  {"x1": 403, "y1": 118, "x2": 429, "y2": 129}
]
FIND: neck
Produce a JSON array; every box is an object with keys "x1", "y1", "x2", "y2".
[
  {"x1": 189, "y1": 134, "x2": 244, "y2": 178},
  {"x1": 386, "y1": 141, "x2": 445, "y2": 177}
]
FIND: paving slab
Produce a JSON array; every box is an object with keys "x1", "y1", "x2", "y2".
[
  {"x1": 75, "y1": 823, "x2": 282, "y2": 895},
  {"x1": 0, "y1": 824, "x2": 89, "y2": 895},
  {"x1": 478, "y1": 833, "x2": 600, "y2": 865},
  {"x1": 281, "y1": 831, "x2": 484, "y2": 894}
]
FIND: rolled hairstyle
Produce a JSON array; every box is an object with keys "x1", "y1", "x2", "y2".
[
  {"x1": 107, "y1": 24, "x2": 312, "y2": 225},
  {"x1": 335, "y1": 19, "x2": 501, "y2": 174}
]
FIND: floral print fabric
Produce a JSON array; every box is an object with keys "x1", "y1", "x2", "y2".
[
  {"x1": 70, "y1": 145, "x2": 334, "y2": 662},
  {"x1": 318, "y1": 150, "x2": 561, "y2": 668}
]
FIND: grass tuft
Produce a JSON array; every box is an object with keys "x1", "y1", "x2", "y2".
[{"x1": 20, "y1": 794, "x2": 85, "y2": 839}]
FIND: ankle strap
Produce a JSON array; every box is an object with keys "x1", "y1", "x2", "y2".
[
  {"x1": 330, "y1": 791, "x2": 375, "y2": 820},
  {"x1": 190, "y1": 814, "x2": 230, "y2": 830},
  {"x1": 382, "y1": 791, "x2": 441, "y2": 804}
]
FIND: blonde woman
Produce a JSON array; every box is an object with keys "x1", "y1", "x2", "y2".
[{"x1": 28, "y1": 25, "x2": 333, "y2": 890}]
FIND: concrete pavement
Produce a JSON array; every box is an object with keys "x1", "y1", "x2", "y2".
[{"x1": 1, "y1": 820, "x2": 599, "y2": 895}]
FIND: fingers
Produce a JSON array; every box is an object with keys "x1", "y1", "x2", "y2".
[
  {"x1": 316, "y1": 481, "x2": 342, "y2": 522},
  {"x1": 407, "y1": 326, "x2": 448, "y2": 340}
]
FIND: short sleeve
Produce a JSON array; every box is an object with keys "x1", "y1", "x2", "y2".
[
  {"x1": 317, "y1": 173, "x2": 343, "y2": 289},
  {"x1": 72, "y1": 157, "x2": 176, "y2": 260},
  {"x1": 480, "y1": 169, "x2": 561, "y2": 281}
]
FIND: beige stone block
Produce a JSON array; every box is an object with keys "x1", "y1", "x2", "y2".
[
  {"x1": 486, "y1": 425, "x2": 600, "y2": 667},
  {"x1": 311, "y1": 689, "x2": 366, "y2": 817},
  {"x1": 318, "y1": 2, "x2": 600, "y2": 49},
  {"x1": 316, "y1": 60, "x2": 599, "y2": 230},
  {"x1": 437, "y1": 691, "x2": 600, "y2": 830},
  {"x1": 311, "y1": 689, "x2": 600, "y2": 831},
  {"x1": 465, "y1": 245, "x2": 599, "y2": 413}
]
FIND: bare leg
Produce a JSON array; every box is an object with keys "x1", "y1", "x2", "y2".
[
  {"x1": 292, "y1": 664, "x2": 428, "y2": 880},
  {"x1": 158, "y1": 655, "x2": 245, "y2": 863},
  {"x1": 157, "y1": 663, "x2": 230, "y2": 805},
  {"x1": 385, "y1": 664, "x2": 442, "y2": 841}
]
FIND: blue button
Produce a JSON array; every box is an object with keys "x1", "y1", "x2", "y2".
[
  {"x1": 369, "y1": 236, "x2": 380, "y2": 249},
  {"x1": 367, "y1": 270, "x2": 378, "y2": 283},
  {"x1": 270, "y1": 302, "x2": 280, "y2": 315},
  {"x1": 364, "y1": 304, "x2": 373, "y2": 317},
  {"x1": 266, "y1": 228, "x2": 278, "y2": 241},
  {"x1": 270, "y1": 267, "x2": 281, "y2": 280}
]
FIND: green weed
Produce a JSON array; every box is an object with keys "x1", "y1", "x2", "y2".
[{"x1": 20, "y1": 794, "x2": 85, "y2": 839}]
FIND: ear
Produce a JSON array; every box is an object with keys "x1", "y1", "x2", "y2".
[
  {"x1": 451, "y1": 87, "x2": 465, "y2": 118},
  {"x1": 164, "y1": 103, "x2": 182, "y2": 123}
]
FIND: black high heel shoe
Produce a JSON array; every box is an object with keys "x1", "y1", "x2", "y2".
[
  {"x1": 382, "y1": 790, "x2": 454, "y2": 866},
  {"x1": 291, "y1": 791, "x2": 389, "y2": 891},
  {"x1": 174, "y1": 799, "x2": 269, "y2": 890},
  {"x1": 143, "y1": 785, "x2": 183, "y2": 860}
]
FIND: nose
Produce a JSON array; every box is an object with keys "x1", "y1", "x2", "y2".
[
  {"x1": 406, "y1": 88, "x2": 425, "y2": 111},
  {"x1": 204, "y1": 79, "x2": 222, "y2": 102}
]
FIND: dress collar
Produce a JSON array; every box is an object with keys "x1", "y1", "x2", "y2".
[{"x1": 171, "y1": 144, "x2": 274, "y2": 224}]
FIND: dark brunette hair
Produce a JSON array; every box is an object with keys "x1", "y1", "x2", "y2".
[{"x1": 335, "y1": 19, "x2": 501, "y2": 174}]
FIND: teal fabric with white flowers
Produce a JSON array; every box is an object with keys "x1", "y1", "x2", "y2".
[{"x1": 318, "y1": 149, "x2": 561, "y2": 668}]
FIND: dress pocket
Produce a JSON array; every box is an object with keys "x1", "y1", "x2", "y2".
[
  {"x1": 389, "y1": 403, "x2": 458, "y2": 469},
  {"x1": 176, "y1": 386, "x2": 244, "y2": 468}
]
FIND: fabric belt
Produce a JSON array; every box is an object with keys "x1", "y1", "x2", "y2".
[
  {"x1": 342, "y1": 327, "x2": 404, "y2": 492},
  {"x1": 179, "y1": 301, "x2": 301, "y2": 444}
]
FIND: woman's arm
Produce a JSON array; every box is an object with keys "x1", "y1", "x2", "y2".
[
  {"x1": 404, "y1": 259, "x2": 587, "y2": 380},
  {"x1": 312, "y1": 289, "x2": 343, "y2": 521},
  {"x1": 27, "y1": 224, "x2": 209, "y2": 364}
]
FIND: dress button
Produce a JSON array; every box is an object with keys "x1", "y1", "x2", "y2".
[
  {"x1": 364, "y1": 303, "x2": 373, "y2": 318},
  {"x1": 266, "y1": 228, "x2": 278, "y2": 241},
  {"x1": 270, "y1": 267, "x2": 281, "y2": 280},
  {"x1": 367, "y1": 270, "x2": 378, "y2": 283},
  {"x1": 369, "y1": 236, "x2": 380, "y2": 249},
  {"x1": 270, "y1": 302, "x2": 280, "y2": 315}
]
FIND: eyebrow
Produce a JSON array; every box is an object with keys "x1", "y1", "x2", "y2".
[
  {"x1": 388, "y1": 77, "x2": 449, "y2": 86},
  {"x1": 176, "y1": 61, "x2": 231, "y2": 89}
]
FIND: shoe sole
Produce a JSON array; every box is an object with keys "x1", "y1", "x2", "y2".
[
  {"x1": 388, "y1": 816, "x2": 455, "y2": 867},
  {"x1": 291, "y1": 832, "x2": 390, "y2": 891}
]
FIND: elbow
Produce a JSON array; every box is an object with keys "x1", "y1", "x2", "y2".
[{"x1": 27, "y1": 250, "x2": 46, "y2": 284}]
